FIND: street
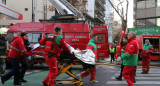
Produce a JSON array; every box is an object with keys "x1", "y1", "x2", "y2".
[{"x1": 3, "y1": 64, "x2": 160, "y2": 86}]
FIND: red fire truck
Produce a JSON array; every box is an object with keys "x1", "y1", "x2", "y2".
[
  {"x1": 6, "y1": 16, "x2": 109, "y2": 66},
  {"x1": 92, "y1": 26, "x2": 109, "y2": 58}
]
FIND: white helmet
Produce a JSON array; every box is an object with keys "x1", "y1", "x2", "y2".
[{"x1": 0, "y1": 29, "x2": 6, "y2": 34}]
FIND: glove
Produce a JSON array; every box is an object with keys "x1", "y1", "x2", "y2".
[{"x1": 28, "y1": 56, "x2": 32, "y2": 60}]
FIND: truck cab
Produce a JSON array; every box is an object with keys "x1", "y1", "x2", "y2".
[{"x1": 92, "y1": 26, "x2": 109, "y2": 58}]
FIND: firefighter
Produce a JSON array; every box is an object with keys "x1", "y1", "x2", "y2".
[
  {"x1": 0, "y1": 29, "x2": 7, "y2": 76},
  {"x1": 121, "y1": 31, "x2": 138, "y2": 86},
  {"x1": 79, "y1": 34, "x2": 98, "y2": 83},
  {"x1": 141, "y1": 39, "x2": 153, "y2": 74},
  {"x1": 40, "y1": 27, "x2": 71, "y2": 86},
  {"x1": 1, "y1": 32, "x2": 29, "y2": 86}
]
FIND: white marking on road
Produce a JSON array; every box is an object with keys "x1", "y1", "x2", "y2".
[
  {"x1": 111, "y1": 77, "x2": 160, "y2": 80},
  {"x1": 107, "y1": 81, "x2": 160, "y2": 84},
  {"x1": 115, "y1": 73, "x2": 160, "y2": 76}
]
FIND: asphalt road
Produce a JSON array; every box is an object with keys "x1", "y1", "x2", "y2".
[
  {"x1": 4, "y1": 64, "x2": 160, "y2": 86},
  {"x1": 56, "y1": 65, "x2": 160, "y2": 86}
]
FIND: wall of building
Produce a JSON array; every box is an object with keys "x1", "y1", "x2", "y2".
[
  {"x1": 0, "y1": 0, "x2": 55, "y2": 26},
  {"x1": 86, "y1": 0, "x2": 95, "y2": 18},
  {"x1": 135, "y1": 0, "x2": 160, "y2": 28}
]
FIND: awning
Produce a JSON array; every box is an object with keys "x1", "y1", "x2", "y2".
[{"x1": 0, "y1": 2, "x2": 23, "y2": 20}]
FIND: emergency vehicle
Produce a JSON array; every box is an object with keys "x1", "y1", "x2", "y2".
[
  {"x1": 115, "y1": 27, "x2": 160, "y2": 61},
  {"x1": 129, "y1": 27, "x2": 160, "y2": 60},
  {"x1": 92, "y1": 26, "x2": 109, "y2": 58}
]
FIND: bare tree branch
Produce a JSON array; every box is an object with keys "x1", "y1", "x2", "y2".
[{"x1": 108, "y1": 0, "x2": 125, "y2": 22}]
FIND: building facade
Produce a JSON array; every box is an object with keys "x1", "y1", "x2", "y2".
[
  {"x1": 0, "y1": 0, "x2": 55, "y2": 27},
  {"x1": 134, "y1": 0, "x2": 160, "y2": 27},
  {"x1": 0, "y1": 0, "x2": 106, "y2": 28}
]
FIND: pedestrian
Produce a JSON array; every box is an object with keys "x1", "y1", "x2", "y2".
[
  {"x1": 116, "y1": 35, "x2": 128, "y2": 80},
  {"x1": 109, "y1": 44, "x2": 116, "y2": 63},
  {"x1": 79, "y1": 34, "x2": 98, "y2": 83},
  {"x1": 39, "y1": 27, "x2": 71, "y2": 86},
  {"x1": 121, "y1": 31, "x2": 139, "y2": 86},
  {"x1": 18, "y1": 31, "x2": 32, "y2": 82},
  {"x1": 0, "y1": 32, "x2": 29, "y2": 86},
  {"x1": 0, "y1": 29, "x2": 7, "y2": 76},
  {"x1": 141, "y1": 39, "x2": 153, "y2": 74}
]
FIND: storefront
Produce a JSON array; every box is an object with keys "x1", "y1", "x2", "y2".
[{"x1": 129, "y1": 27, "x2": 160, "y2": 60}]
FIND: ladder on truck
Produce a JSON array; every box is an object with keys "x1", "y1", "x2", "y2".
[{"x1": 48, "y1": 0, "x2": 84, "y2": 18}]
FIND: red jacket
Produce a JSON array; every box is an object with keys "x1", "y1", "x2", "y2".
[
  {"x1": 8, "y1": 36, "x2": 29, "y2": 59},
  {"x1": 39, "y1": 33, "x2": 70, "y2": 57}
]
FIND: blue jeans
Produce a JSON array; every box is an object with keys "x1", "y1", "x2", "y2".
[{"x1": 1, "y1": 57, "x2": 20, "y2": 85}]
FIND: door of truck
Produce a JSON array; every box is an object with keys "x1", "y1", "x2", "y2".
[{"x1": 92, "y1": 26, "x2": 109, "y2": 58}]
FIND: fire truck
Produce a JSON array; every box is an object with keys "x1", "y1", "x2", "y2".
[
  {"x1": 92, "y1": 26, "x2": 109, "y2": 58},
  {"x1": 5, "y1": 0, "x2": 109, "y2": 66}
]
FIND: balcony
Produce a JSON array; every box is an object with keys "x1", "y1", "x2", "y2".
[
  {"x1": 95, "y1": 8, "x2": 105, "y2": 17},
  {"x1": 95, "y1": 0, "x2": 105, "y2": 11}
]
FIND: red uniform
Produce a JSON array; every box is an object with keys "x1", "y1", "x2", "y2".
[
  {"x1": 39, "y1": 32, "x2": 70, "y2": 86},
  {"x1": 8, "y1": 36, "x2": 29, "y2": 58},
  {"x1": 121, "y1": 37, "x2": 139, "y2": 86},
  {"x1": 80, "y1": 39, "x2": 97, "y2": 81},
  {"x1": 141, "y1": 45, "x2": 153, "y2": 73}
]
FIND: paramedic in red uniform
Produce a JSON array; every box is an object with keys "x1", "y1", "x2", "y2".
[
  {"x1": 141, "y1": 39, "x2": 153, "y2": 74},
  {"x1": 79, "y1": 34, "x2": 98, "y2": 83},
  {"x1": 40, "y1": 27, "x2": 71, "y2": 86},
  {"x1": 1, "y1": 32, "x2": 29, "y2": 86},
  {"x1": 121, "y1": 31, "x2": 138, "y2": 86}
]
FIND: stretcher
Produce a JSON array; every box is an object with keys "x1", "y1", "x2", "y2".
[{"x1": 55, "y1": 58, "x2": 83, "y2": 86}]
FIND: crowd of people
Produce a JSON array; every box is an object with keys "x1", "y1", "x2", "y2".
[{"x1": 0, "y1": 27, "x2": 154, "y2": 86}]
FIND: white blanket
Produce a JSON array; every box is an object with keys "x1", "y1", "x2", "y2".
[{"x1": 71, "y1": 47, "x2": 95, "y2": 65}]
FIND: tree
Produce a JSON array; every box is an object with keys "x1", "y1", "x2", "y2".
[{"x1": 108, "y1": 0, "x2": 129, "y2": 32}]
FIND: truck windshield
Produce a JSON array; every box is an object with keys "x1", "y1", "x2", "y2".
[
  {"x1": 6, "y1": 33, "x2": 42, "y2": 43},
  {"x1": 96, "y1": 34, "x2": 106, "y2": 44},
  {"x1": 28, "y1": 33, "x2": 42, "y2": 43}
]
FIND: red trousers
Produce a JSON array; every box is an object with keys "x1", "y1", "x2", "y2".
[
  {"x1": 142, "y1": 57, "x2": 150, "y2": 73},
  {"x1": 43, "y1": 54, "x2": 57, "y2": 86},
  {"x1": 80, "y1": 65, "x2": 96, "y2": 81},
  {"x1": 122, "y1": 65, "x2": 136, "y2": 86}
]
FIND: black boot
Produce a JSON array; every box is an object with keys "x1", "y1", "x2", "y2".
[
  {"x1": 115, "y1": 76, "x2": 122, "y2": 80},
  {"x1": 20, "y1": 79, "x2": 27, "y2": 82}
]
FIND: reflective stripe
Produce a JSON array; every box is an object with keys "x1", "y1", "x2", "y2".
[
  {"x1": 49, "y1": 79, "x2": 55, "y2": 81},
  {"x1": 45, "y1": 46, "x2": 50, "y2": 48},
  {"x1": 21, "y1": 49, "x2": 27, "y2": 53},
  {"x1": 0, "y1": 56, "x2": 6, "y2": 58},
  {"x1": 10, "y1": 46, "x2": 26, "y2": 53},
  {"x1": 10, "y1": 46, "x2": 20, "y2": 52}
]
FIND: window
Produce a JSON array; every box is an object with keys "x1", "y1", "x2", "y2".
[
  {"x1": 157, "y1": 18, "x2": 160, "y2": 26},
  {"x1": 158, "y1": 0, "x2": 160, "y2": 7},
  {"x1": 146, "y1": 18, "x2": 156, "y2": 27},
  {"x1": 146, "y1": 0, "x2": 156, "y2": 8},
  {"x1": 96, "y1": 34, "x2": 106, "y2": 44},
  {"x1": 28, "y1": 33, "x2": 42, "y2": 43},
  {"x1": 25, "y1": 8, "x2": 28, "y2": 11},
  {"x1": 137, "y1": 0, "x2": 145, "y2": 9},
  {"x1": 136, "y1": 19, "x2": 146, "y2": 27}
]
